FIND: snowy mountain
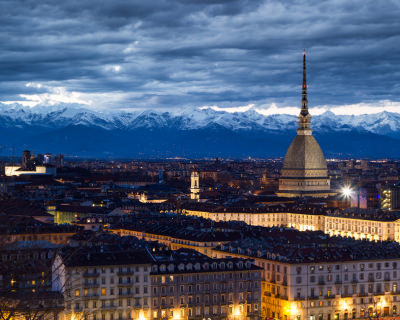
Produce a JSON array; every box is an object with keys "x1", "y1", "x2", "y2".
[{"x1": 0, "y1": 104, "x2": 399, "y2": 158}]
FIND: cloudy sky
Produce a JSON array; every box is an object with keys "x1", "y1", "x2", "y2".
[{"x1": 0, "y1": 0, "x2": 400, "y2": 115}]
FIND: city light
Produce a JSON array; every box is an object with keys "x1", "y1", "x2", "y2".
[
  {"x1": 137, "y1": 310, "x2": 147, "y2": 320},
  {"x1": 290, "y1": 303, "x2": 299, "y2": 315},
  {"x1": 342, "y1": 186, "x2": 353, "y2": 197}
]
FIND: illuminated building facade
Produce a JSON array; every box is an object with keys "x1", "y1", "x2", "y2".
[
  {"x1": 382, "y1": 183, "x2": 400, "y2": 211},
  {"x1": 150, "y1": 255, "x2": 262, "y2": 319},
  {"x1": 215, "y1": 252, "x2": 400, "y2": 320},
  {"x1": 183, "y1": 208, "x2": 400, "y2": 242},
  {"x1": 52, "y1": 250, "x2": 153, "y2": 320},
  {"x1": 212, "y1": 235, "x2": 400, "y2": 320},
  {"x1": 190, "y1": 169, "x2": 200, "y2": 201},
  {"x1": 52, "y1": 249, "x2": 263, "y2": 320}
]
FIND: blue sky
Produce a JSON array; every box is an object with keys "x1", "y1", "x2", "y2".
[{"x1": 1, "y1": 0, "x2": 400, "y2": 115}]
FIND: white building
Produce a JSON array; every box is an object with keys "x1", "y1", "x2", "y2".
[{"x1": 5, "y1": 165, "x2": 56, "y2": 176}]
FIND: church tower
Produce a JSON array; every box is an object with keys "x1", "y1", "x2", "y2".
[
  {"x1": 190, "y1": 169, "x2": 200, "y2": 201},
  {"x1": 276, "y1": 52, "x2": 335, "y2": 198}
]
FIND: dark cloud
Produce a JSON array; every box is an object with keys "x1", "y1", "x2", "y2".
[{"x1": 0, "y1": 0, "x2": 399, "y2": 110}]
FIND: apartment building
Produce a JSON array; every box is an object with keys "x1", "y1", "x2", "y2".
[
  {"x1": 52, "y1": 250, "x2": 153, "y2": 320},
  {"x1": 211, "y1": 228, "x2": 400, "y2": 320}
]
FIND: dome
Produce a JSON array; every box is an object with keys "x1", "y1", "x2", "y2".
[{"x1": 281, "y1": 134, "x2": 328, "y2": 178}]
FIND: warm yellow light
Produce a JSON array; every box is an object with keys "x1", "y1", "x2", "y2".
[
  {"x1": 232, "y1": 306, "x2": 242, "y2": 317},
  {"x1": 290, "y1": 303, "x2": 298, "y2": 315},
  {"x1": 137, "y1": 310, "x2": 146, "y2": 320},
  {"x1": 172, "y1": 313, "x2": 181, "y2": 320},
  {"x1": 341, "y1": 300, "x2": 349, "y2": 310}
]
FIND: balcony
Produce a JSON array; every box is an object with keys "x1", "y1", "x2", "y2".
[
  {"x1": 83, "y1": 282, "x2": 99, "y2": 288},
  {"x1": 102, "y1": 305, "x2": 117, "y2": 310},
  {"x1": 318, "y1": 280, "x2": 325, "y2": 285},
  {"x1": 82, "y1": 294, "x2": 99, "y2": 299},
  {"x1": 294, "y1": 296, "x2": 305, "y2": 301},
  {"x1": 308, "y1": 295, "x2": 319, "y2": 300},
  {"x1": 83, "y1": 272, "x2": 100, "y2": 278},
  {"x1": 117, "y1": 271, "x2": 134, "y2": 276},
  {"x1": 324, "y1": 295, "x2": 335, "y2": 299},
  {"x1": 119, "y1": 292, "x2": 133, "y2": 297},
  {"x1": 118, "y1": 282, "x2": 133, "y2": 287}
]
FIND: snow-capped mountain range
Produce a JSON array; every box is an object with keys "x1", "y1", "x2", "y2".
[{"x1": 0, "y1": 104, "x2": 399, "y2": 158}]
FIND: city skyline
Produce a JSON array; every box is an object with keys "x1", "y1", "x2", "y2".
[{"x1": 0, "y1": 0, "x2": 400, "y2": 115}]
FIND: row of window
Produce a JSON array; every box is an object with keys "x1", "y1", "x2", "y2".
[
  {"x1": 294, "y1": 282, "x2": 398, "y2": 298},
  {"x1": 153, "y1": 292, "x2": 258, "y2": 306},
  {"x1": 153, "y1": 281, "x2": 258, "y2": 294},
  {"x1": 75, "y1": 286, "x2": 149, "y2": 297},
  {"x1": 81, "y1": 275, "x2": 148, "y2": 285},
  {"x1": 83, "y1": 304, "x2": 259, "y2": 320},
  {"x1": 81, "y1": 266, "x2": 148, "y2": 274},
  {"x1": 295, "y1": 261, "x2": 397, "y2": 274},
  {"x1": 154, "y1": 272, "x2": 257, "y2": 283}
]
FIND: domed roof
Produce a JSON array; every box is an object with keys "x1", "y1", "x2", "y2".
[{"x1": 282, "y1": 134, "x2": 327, "y2": 171}]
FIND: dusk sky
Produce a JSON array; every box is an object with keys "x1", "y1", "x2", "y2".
[{"x1": 1, "y1": 0, "x2": 400, "y2": 115}]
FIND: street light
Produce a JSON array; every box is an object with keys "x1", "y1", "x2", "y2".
[{"x1": 341, "y1": 186, "x2": 353, "y2": 198}]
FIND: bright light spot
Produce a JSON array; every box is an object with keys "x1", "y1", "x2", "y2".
[
  {"x1": 290, "y1": 304, "x2": 298, "y2": 315},
  {"x1": 342, "y1": 186, "x2": 352, "y2": 197},
  {"x1": 25, "y1": 82, "x2": 42, "y2": 89},
  {"x1": 200, "y1": 104, "x2": 254, "y2": 113},
  {"x1": 19, "y1": 86, "x2": 92, "y2": 106},
  {"x1": 137, "y1": 310, "x2": 146, "y2": 320},
  {"x1": 232, "y1": 306, "x2": 242, "y2": 317},
  {"x1": 124, "y1": 41, "x2": 140, "y2": 54},
  {"x1": 113, "y1": 65, "x2": 121, "y2": 72}
]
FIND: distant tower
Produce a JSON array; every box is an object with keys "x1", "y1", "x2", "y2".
[
  {"x1": 158, "y1": 168, "x2": 163, "y2": 184},
  {"x1": 190, "y1": 169, "x2": 200, "y2": 201},
  {"x1": 22, "y1": 150, "x2": 31, "y2": 169}
]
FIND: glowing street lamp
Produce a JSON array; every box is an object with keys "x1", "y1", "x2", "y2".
[{"x1": 341, "y1": 186, "x2": 353, "y2": 198}]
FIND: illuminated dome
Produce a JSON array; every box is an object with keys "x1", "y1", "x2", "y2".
[
  {"x1": 276, "y1": 52, "x2": 335, "y2": 198},
  {"x1": 281, "y1": 134, "x2": 328, "y2": 178}
]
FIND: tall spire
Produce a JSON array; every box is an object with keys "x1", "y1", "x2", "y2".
[
  {"x1": 297, "y1": 50, "x2": 312, "y2": 133},
  {"x1": 301, "y1": 50, "x2": 308, "y2": 116}
]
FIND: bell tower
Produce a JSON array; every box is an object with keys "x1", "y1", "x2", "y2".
[{"x1": 190, "y1": 169, "x2": 200, "y2": 201}]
